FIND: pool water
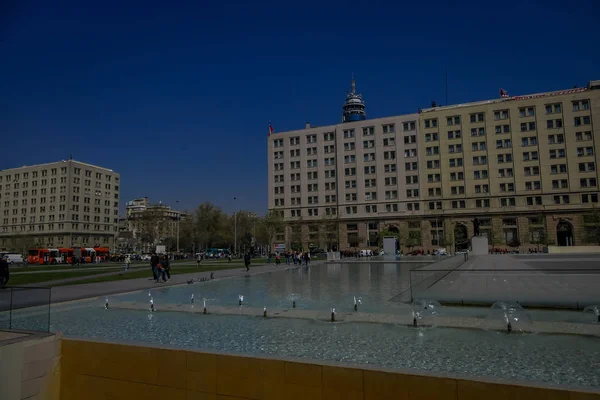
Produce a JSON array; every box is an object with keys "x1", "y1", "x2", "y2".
[{"x1": 12, "y1": 262, "x2": 600, "y2": 391}]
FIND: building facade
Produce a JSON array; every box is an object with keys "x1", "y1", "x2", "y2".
[
  {"x1": 0, "y1": 160, "x2": 120, "y2": 251},
  {"x1": 268, "y1": 79, "x2": 600, "y2": 252},
  {"x1": 118, "y1": 197, "x2": 187, "y2": 252}
]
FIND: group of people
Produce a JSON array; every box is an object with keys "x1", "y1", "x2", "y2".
[
  {"x1": 149, "y1": 252, "x2": 171, "y2": 283},
  {"x1": 0, "y1": 257, "x2": 9, "y2": 288},
  {"x1": 268, "y1": 251, "x2": 311, "y2": 266}
]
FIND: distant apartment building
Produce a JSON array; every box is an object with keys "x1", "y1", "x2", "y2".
[
  {"x1": 268, "y1": 79, "x2": 600, "y2": 251},
  {"x1": 118, "y1": 197, "x2": 188, "y2": 252},
  {"x1": 0, "y1": 160, "x2": 120, "y2": 251}
]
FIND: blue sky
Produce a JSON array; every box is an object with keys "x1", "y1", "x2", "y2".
[{"x1": 1, "y1": 0, "x2": 598, "y2": 214}]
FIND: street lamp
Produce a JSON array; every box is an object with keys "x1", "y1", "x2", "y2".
[
  {"x1": 233, "y1": 197, "x2": 237, "y2": 256},
  {"x1": 175, "y1": 200, "x2": 180, "y2": 253}
]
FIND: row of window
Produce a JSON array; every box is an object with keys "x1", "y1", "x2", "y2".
[
  {"x1": 0, "y1": 170, "x2": 116, "y2": 182},
  {"x1": 1, "y1": 224, "x2": 117, "y2": 233}
]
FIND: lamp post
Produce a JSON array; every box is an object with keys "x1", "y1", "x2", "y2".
[
  {"x1": 175, "y1": 200, "x2": 180, "y2": 254},
  {"x1": 233, "y1": 197, "x2": 237, "y2": 256}
]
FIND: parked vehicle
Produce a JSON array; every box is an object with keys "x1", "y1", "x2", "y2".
[{"x1": 3, "y1": 253, "x2": 24, "y2": 264}]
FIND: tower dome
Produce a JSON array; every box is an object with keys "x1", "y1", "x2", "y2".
[{"x1": 342, "y1": 77, "x2": 366, "y2": 123}]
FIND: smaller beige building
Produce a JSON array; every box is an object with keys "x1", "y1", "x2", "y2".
[{"x1": 0, "y1": 159, "x2": 120, "y2": 251}]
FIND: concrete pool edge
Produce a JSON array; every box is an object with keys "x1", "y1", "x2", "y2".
[{"x1": 58, "y1": 336, "x2": 600, "y2": 398}]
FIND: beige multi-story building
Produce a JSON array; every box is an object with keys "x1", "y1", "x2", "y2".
[
  {"x1": 0, "y1": 160, "x2": 120, "y2": 251},
  {"x1": 268, "y1": 79, "x2": 600, "y2": 252},
  {"x1": 120, "y1": 197, "x2": 188, "y2": 252}
]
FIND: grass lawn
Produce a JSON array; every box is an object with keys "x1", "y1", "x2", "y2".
[
  {"x1": 11, "y1": 264, "x2": 146, "y2": 273},
  {"x1": 7, "y1": 270, "x2": 110, "y2": 286},
  {"x1": 59, "y1": 265, "x2": 244, "y2": 286}
]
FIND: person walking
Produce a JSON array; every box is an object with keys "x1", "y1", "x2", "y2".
[
  {"x1": 125, "y1": 255, "x2": 131, "y2": 272},
  {"x1": 162, "y1": 255, "x2": 171, "y2": 281},
  {"x1": 150, "y1": 252, "x2": 160, "y2": 281},
  {"x1": 244, "y1": 252, "x2": 251, "y2": 272},
  {"x1": 0, "y1": 257, "x2": 9, "y2": 288}
]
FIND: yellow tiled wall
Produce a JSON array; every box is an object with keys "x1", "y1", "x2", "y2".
[{"x1": 59, "y1": 338, "x2": 600, "y2": 400}]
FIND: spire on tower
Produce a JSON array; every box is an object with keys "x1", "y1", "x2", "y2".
[{"x1": 342, "y1": 75, "x2": 366, "y2": 123}]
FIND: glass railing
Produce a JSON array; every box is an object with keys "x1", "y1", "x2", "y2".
[{"x1": 0, "y1": 286, "x2": 52, "y2": 332}]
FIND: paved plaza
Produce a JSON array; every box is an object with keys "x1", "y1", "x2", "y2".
[{"x1": 411, "y1": 254, "x2": 600, "y2": 308}]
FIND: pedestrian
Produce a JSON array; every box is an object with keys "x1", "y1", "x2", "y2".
[
  {"x1": 244, "y1": 252, "x2": 251, "y2": 272},
  {"x1": 196, "y1": 253, "x2": 202, "y2": 267},
  {"x1": 0, "y1": 257, "x2": 9, "y2": 288},
  {"x1": 150, "y1": 252, "x2": 160, "y2": 281},
  {"x1": 161, "y1": 255, "x2": 170, "y2": 281},
  {"x1": 306, "y1": 252, "x2": 311, "y2": 266},
  {"x1": 276, "y1": 253, "x2": 281, "y2": 265},
  {"x1": 125, "y1": 255, "x2": 131, "y2": 271}
]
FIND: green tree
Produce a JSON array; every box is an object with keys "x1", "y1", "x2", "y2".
[
  {"x1": 256, "y1": 210, "x2": 284, "y2": 252},
  {"x1": 320, "y1": 215, "x2": 340, "y2": 251},
  {"x1": 582, "y1": 208, "x2": 600, "y2": 245}
]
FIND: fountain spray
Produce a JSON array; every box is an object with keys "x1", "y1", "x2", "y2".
[
  {"x1": 239, "y1": 295, "x2": 244, "y2": 306},
  {"x1": 190, "y1": 294, "x2": 195, "y2": 304},
  {"x1": 412, "y1": 310, "x2": 417, "y2": 327},
  {"x1": 331, "y1": 308, "x2": 336, "y2": 322},
  {"x1": 292, "y1": 300, "x2": 296, "y2": 308},
  {"x1": 105, "y1": 298, "x2": 109, "y2": 309},
  {"x1": 150, "y1": 298, "x2": 155, "y2": 312},
  {"x1": 354, "y1": 296, "x2": 358, "y2": 312},
  {"x1": 263, "y1": 307, "x2": 267, "y2": 318},
  {"x1": 203, "y1": 298, "x2": 207, "y2": 314}
]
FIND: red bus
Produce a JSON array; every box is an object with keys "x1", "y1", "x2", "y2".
[
  {"x1": 80, "y1": 248, "x2": 96, "y2": 264},
  {"x1": 94, "y1": 247, "x2": 110, "y2": 262},
  {"x1": 58, "y1": 248, "x2": 75, "y2": 264},
  {"x1": 27, "y1": 248, "x2": 61, "y2": 265}
]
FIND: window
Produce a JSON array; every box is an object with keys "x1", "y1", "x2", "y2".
[
  {"x1": 406, "y1": 175, "x2": 418, "y2": 184},
  {"x1": 519, "y1": 107, "x2": 535, "y2": 117},
  {"x1": 522, "y1": 137, "x2": 538, "y2": 146},
  {"x1": 428, "y1": 201, "x2": 442, "y2": 210},
  {"x1": 469, "y1": 112, "x2": 485, "y2": 123},
  {"x1": 306, "y1": 134, "x2": 317, "y2": 143},
  {"x1": 499, "y1": 183, "x2": 514, "y2": 192},
  {"x1": 545, "y1": 103, "x2": 562, "y2": 114},
  {"x1": 307, "y1": 183, "x2": 318, "y2": 192},
  {"x1": 450, "y1": 172, "x2": 464, "y2": 181},
  {"x1": 470, "y1": 127, "x2": 485, "y2": 137},
  {"x1": 273, "y1": 151, "x2": 284, "y2": 159},
  {"x1": 500, "y1": 197, "x2": 516, "y2": 207},
  {"x1": 384, "y1": 177, "x2": 397, "y2": 186},
  {"x1": 428, "y1": 187, "x2": 442, "y2": 196},
  {"x1": 362, "y1": 127, "x2": 374, "y2": 137},
  {"x1": 547, "y1": 134, "x2": 565, "y2": 144},
  {"x1": 383, "y1": 137, "x2": 395, "y2": 146},
  {"x1": 496, "y1": 139, "x2": 511, "y2": 148},
  {"x1": 451, "y1": 200, "x2": 466, "y2": 209},
  {"x1": 382, "y1": 124, "x2": 395, "y2": 134},
  {"x1": 385, "y1": 190, "x2": 398, "y2": 200},
  {"x1": 573, "y1": 100, "x2": 590, "y2": 111},
  {"x1": 364, "y1": 153, "x2": 375, "y2": 162},
  {"x1": 365, "y1": 192, "x2": 377, "y2": 201},
  {"x1": 497, "y1": 153, "x2": 513, "y2": 163},
  {"x1": 476, "y1": 199, "x2": 490, "y2": 208},
  {"x1": 363, "y1": 140, "x2": 375, "y2": 149},
  {"x1": 526, "y1": 196, "x2": 543, "y2": 206},
  {"x1": 426, "y1": 146, "x2": 439, "y2": 155},
  {"x1": 449, "y1": 144, "x2": 462, "y2": 153},
  {"x1": 551, "y1": 179, "x2": 569, "y2": 189},
  {"x1": 324, "y1": 182, "x2": 336, "y2": 191},
  {"x1": 449, "y1": 158, "x2": 463, "y2": 167},
  {"x1": 365, "y1": 179, "x2": 376, "y2": 187},
  {"x1": 576, "y1": 131, "x2": 593, "y2": 141},
  {"x1": 525, "y1": 181, "x2": 541, "y2": 191},
  {"x1": 345, "y1": 180, "x2": 357, "y2": 189},
  {"x1": 472, "y1": 142, "x2": 486, "y2": 151},
  {"x1": 344, "y1": 155, "x2": 356, "y2": 163},
  {"x1": 578, "y1": 162, "x2": 596, "y2": 172},
  {"x1": 447, "y1": 130, "x2": 461, "y2": 139},
  {"x1": 522, "y1": 151, "x2": 539, "y2": 161},
  {"x1": 404, "y1": 148, "x2": 417, "y2": 157},
  {"x1": 307, "y1": 171, "x2": 318, "y2": 180},
  {"x1": 344, "y1": 142, "x2": 355, "y2": 151},
  {"x1": 546, "y1": 119, "x2": 563, "y2": 129},
  {"x1": 473, "y1": 170, "x2": 488, "y2": 179},
  {"x1": 580, "y1": 178, "x2": 597, "y2": 188},
  {"x1": 553, "y1": 195, "x2": 570, "y2": 204},
  {"x1": 345, "y1": 193, "x2": 357, "y2": 202},
  {"x1": 324, "y1": 132, "x2": 335, "y2": 141},
  {"x1": 524, "y1": 166, "x2": 540, "y2": 176},
  {"x1": 424, "y1": 133, "x2": 438, "y2": 142},
  {"x1": 474, "y1": 184, "x2": 489, "y2": 193},
  {"x1": 450, "y1": 186, "x2": 465, "y2": 195},
  {"x1": 427, "y1": 174, "x2": 441, "y2": 183},
  {"x1": 424, "y1": 119, "x2": 438, "y2": 128},
  {"x1": 577, "y1": 147, "x2": 594, "y2": 157},
  {"x1": 324, "y1": 144, "x2": 335, "y2": 154},
  {"x1": 384, "y1": 164, "x2": 397, "y2": 172},
  {"x1": 306, "y1": 159, "x2": 318, "y2": 168},
  {"x1": 344, "y1": 167, "x2": 356, "y2": 176},
  {"x1": 365, "y1": 205, "x2": 378, "y2": 213},
  {"x1": 306, "y1": 147, "x2": 317, "y2": 156},
  {"x1": 494, "y1": 124, "x2": 510, "y2": 134},
  {"x1": 402, "y1": 121, "x2": 416, "y2": 131},
  {"x1": 345, "y1": 206, "x2": 358, "y2": 215},
  {"x1": 520, "y1": 121, "x2": 537, "y2": 132},
  {"x1": 406, "y1": 203, "x2": 420, "y2": 211},
  {"x1": 403, "y1": 135, "x2": 416, "y2": 144},
  {"x1": 406, "y1": 189, "x2": 419, "y2": 197},
  {"x1": 405, "y1": 162, "x2": 418, "y2": 171},
  {"x1": 427, "y1": 160, "x2": 441, "y2": 169},
  {"x1": 446, "y1": 116, "x2": 461, "y2": 125},
  {"x1": 364, "y1": 165, "x2": 376, "y2": 174},
  {"x1": 581, "y1": 193, "x2": 599, "y2": 204},
  {"x1": 498, "y1": 168, "x2": 514, "y2": 178},
  {"x1": 384, "y1": 151, "x2": 396, "y2": 160},
  {"x1": 289, "y1": 136, "x2": 300, "y2": 145},
  {"x1": 494, "y1": 110, "x2": 509, "y2": 120},
  {"x1": 574, "y1": 116, "x2": 591, "y2": 126}
]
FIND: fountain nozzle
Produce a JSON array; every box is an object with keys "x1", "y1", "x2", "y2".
[
  {"x1": 292, "y1": 300, "x2": 296, "y2": 308},
  {"x1": 413, "y1": 317, "x2": 417, "y2": 327},
  {"x1": 105, "y1": 298, "x2": 109, "y2": 309},
  {"x1": 598, "y1": 314, "x2": 600, "y2": 323},
  {"x1": 263, "y1": 307, "x2": 267, "y2": 318},
  {"x1": 190, "y1": 294, "x2": 195, "y2": 304},
  {"x1": 238, "y1": 295, "x2": 244, "y2": 306},
  {"x1": 507, "y1": 321, "x2": 512, "y2": 332},
  {"x1": 331, "y1": 308, "x2": 336, "y2": 322},
  {"x1": 150, "y1": 298, "x2": 155, "y2": 312},
  {"x1": 354, "y1": 296, "x2": 358, "y2": 311}
]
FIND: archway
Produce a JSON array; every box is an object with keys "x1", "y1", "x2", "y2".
[
  {"x1": 556, "y1": 221, "x2": 574, "y2": 246},
  {"x1": 387, "y1": 225, "x2": 399, "y2": 234},
  {"x1": 454, "y1": 224, "x2": 469, "y2": 251}
]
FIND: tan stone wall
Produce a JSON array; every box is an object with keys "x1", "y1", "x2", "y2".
[{"x1": 59, "y1": 338, "x2": 600, "y2": 400}]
